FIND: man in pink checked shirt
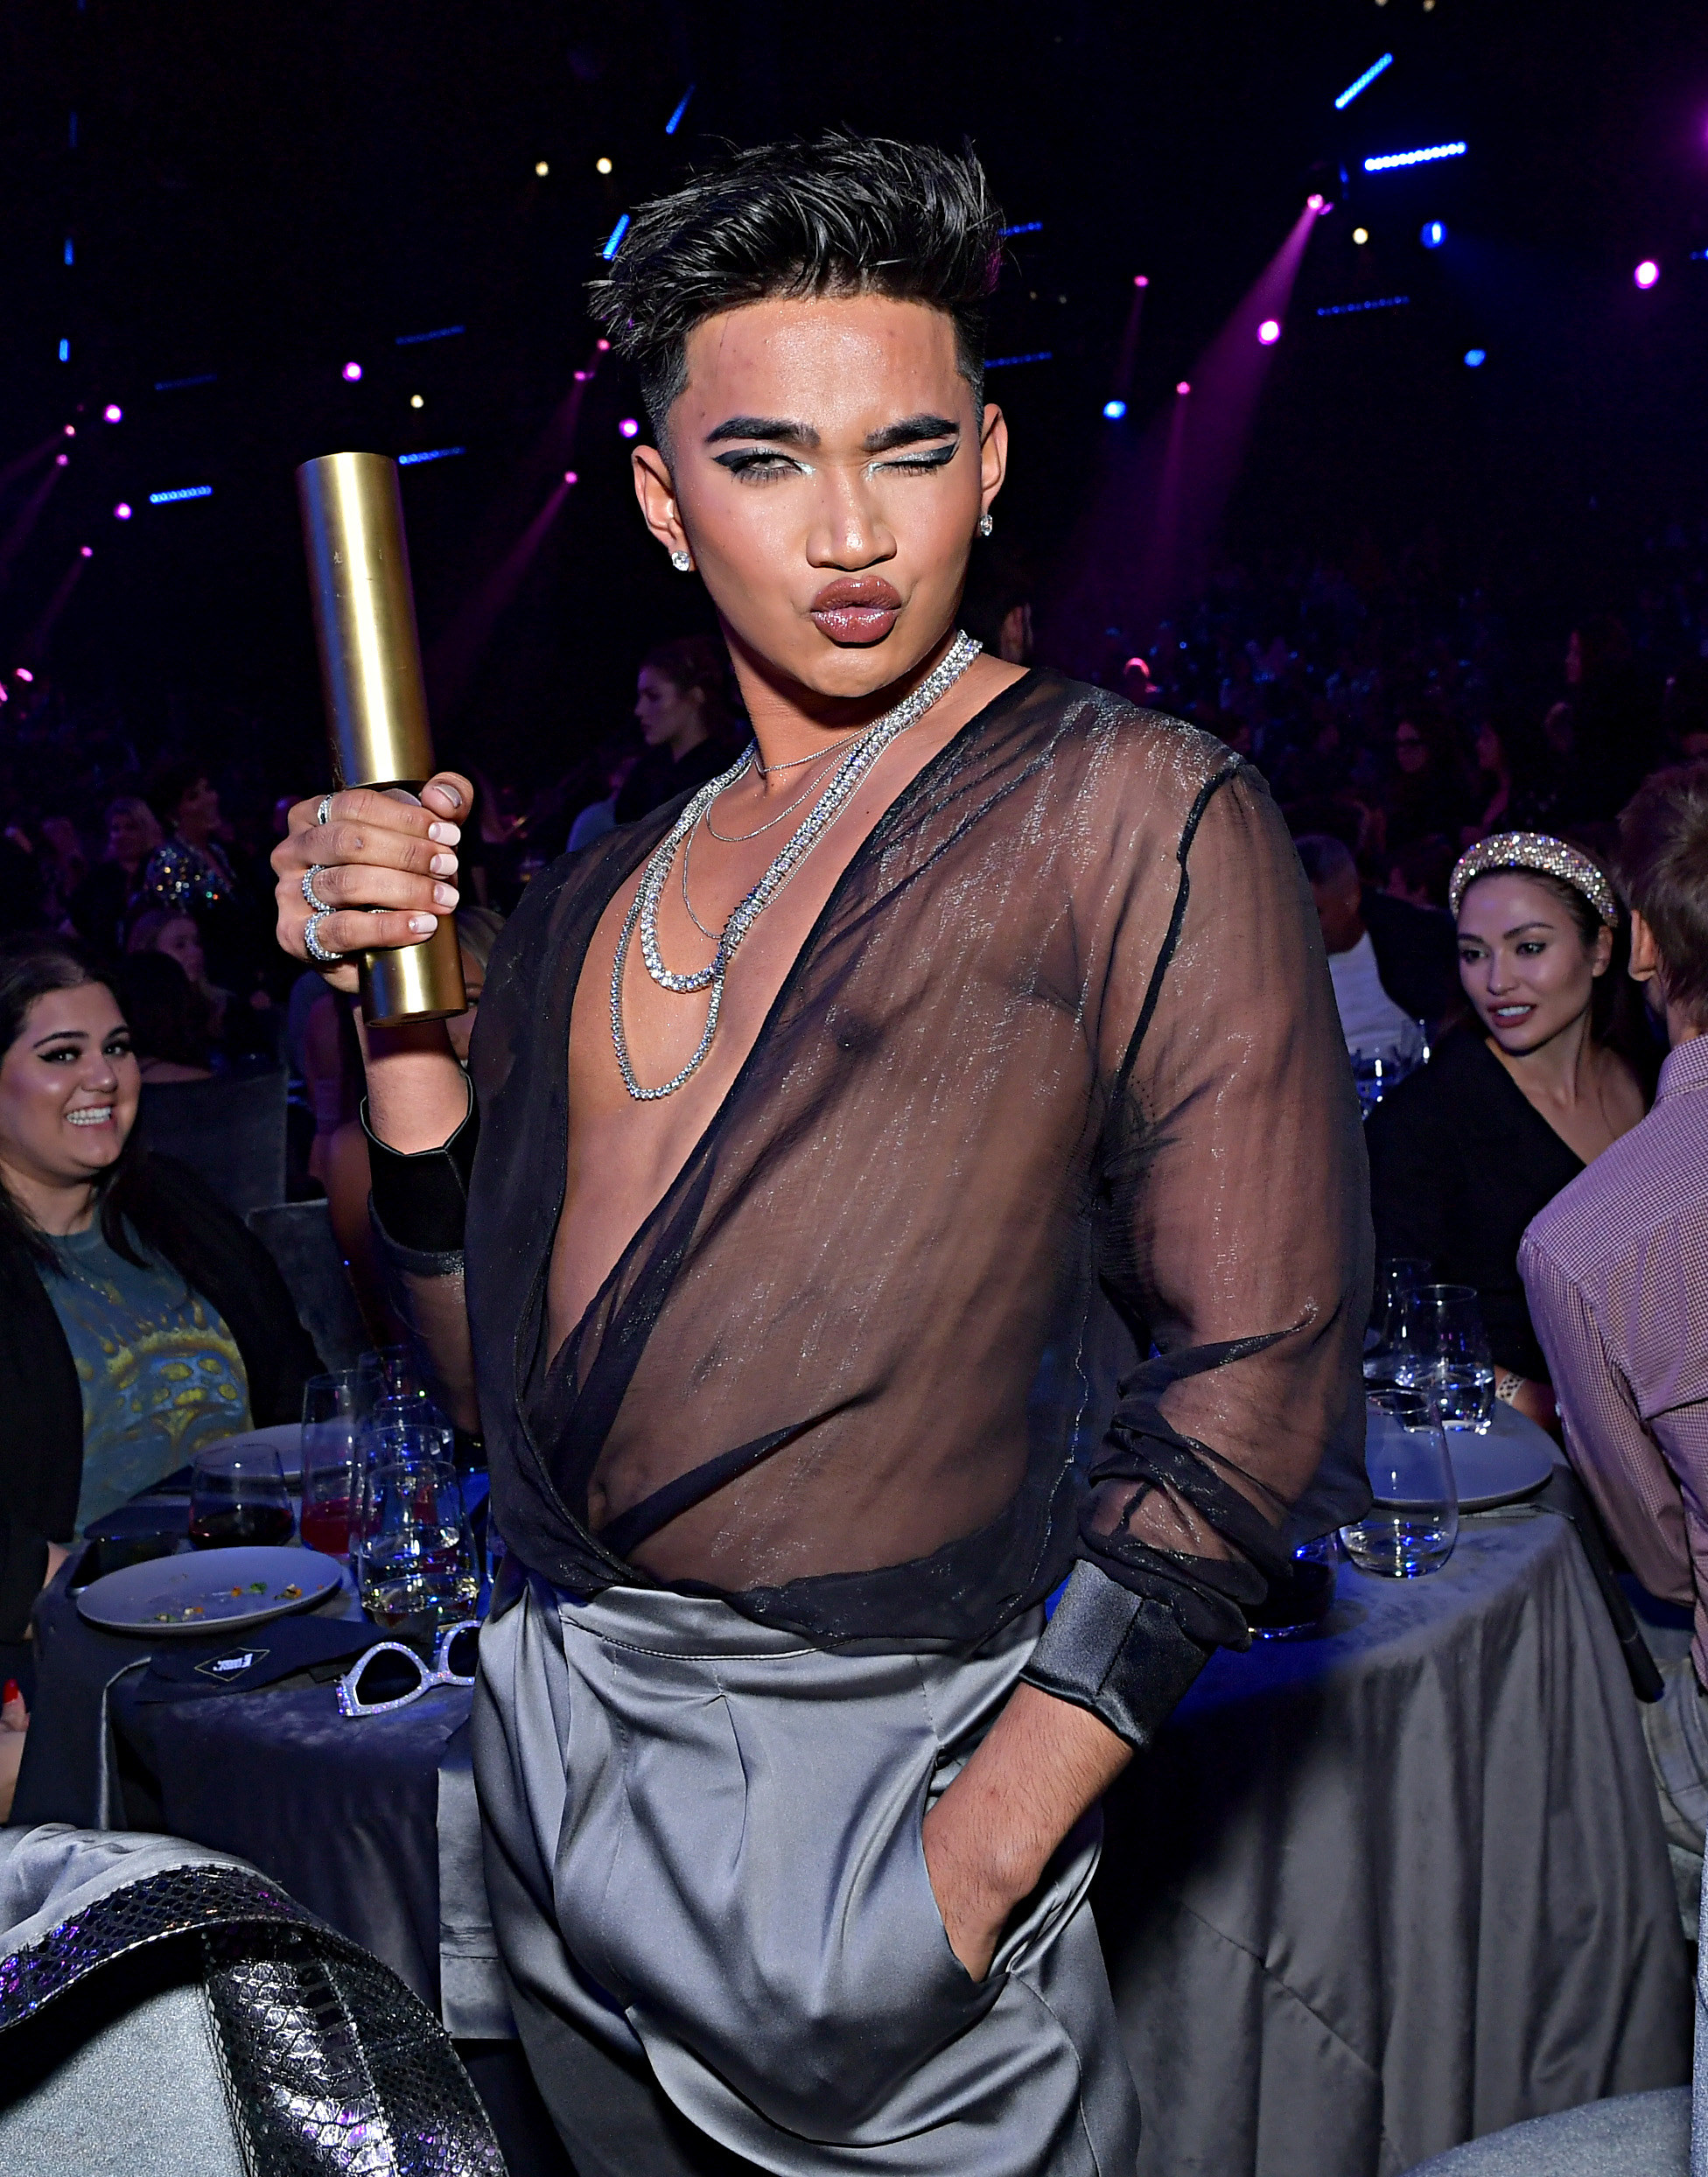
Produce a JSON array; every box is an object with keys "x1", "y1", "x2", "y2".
[{"x1": 1520, "y1": 760, "x2": 1708, "y2": 1928}]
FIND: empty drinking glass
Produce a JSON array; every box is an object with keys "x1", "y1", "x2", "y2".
[
  {"x1": 1350, "y1": 1018, "x2": 1429, "y2": 1117},
  {"x1": 355, "y1": 1346, "x2": 425, "y2": 1419},
  {"x1": 188, "y1": 1440, "x2": 295, "y2": 1550},
  {"x1": 1364, "y1": 1257, "x2": 1431, "y2": 1387},
  {"x1": 354, "y1": 1442, "x2": 479, "y2": 1641},
  {"x1": 300, "y1": 1370, "x2": 361, "y2": 1558},
  {"x1": 1340, "y1": 1388, "x2": 1459, "y2": 1577},
  {"x1": 1396, "y1": 1283, "x2": 1495, "y2": 1432}
]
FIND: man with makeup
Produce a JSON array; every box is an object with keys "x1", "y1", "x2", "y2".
[{"x1": 273, "y1": 132, "x2": 1368, "y2": 2177}]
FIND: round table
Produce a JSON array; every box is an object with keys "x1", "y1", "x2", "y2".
[{"x1": 13, "y1": 1464, "x2": 1690, "y2": 2177}]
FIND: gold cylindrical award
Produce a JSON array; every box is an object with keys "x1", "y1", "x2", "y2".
[{"x1": 296, "y1": 451, "x2": 466, "y2": 1027}]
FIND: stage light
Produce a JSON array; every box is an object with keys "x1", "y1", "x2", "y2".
[
  {"x1": 114, "y1": 502, "x2": 132, "y2": 520},
  {"x1": 55, "y1": 453, "x2": 67, "y2": 466},
  {"x1": 596, "y1": 157, "x2": 612, "y2": 175},
  {"x1": 596, "y1": 338, "x2": 611, "y2": 352},
  {"x1": 64, "y1": 237, "x2": 74, "y2": 265},
  {"x1": 1464, "y1": 349, "x2": 1487, "y2": 368},
  {"x1": 148, "y1": 485, "x2": 213, "y2": 502},
  {"x1": 397, "y1": 447, "x2": 465, "y2": 466},
  {"x1": 535, "y1": 160, "x2": 550, "y2": 178},
  {"x1": 1634, "y1": 259, "x2": 1660, "y2": 289},
  {"x1": 602, "y1": 214, "x2": 630, "y2": 262},
  {"x1": 984, "y1": 350, "x2": 1054, "y2": 368},
  {"x1": 618, "y1": 417, "x2": 640, "y2": 439},
  {"x1": 1316, "y1": 294, "x2": 1410, "y2": 317},
  {"x1": 665, "y1": 84, "x2": 696, "y2": 136},
  {"x1": 1307, "y1": 192, "x2": 1325, "y2": 211},
  {"x1": 1364, "y1": 143, "x2": 1466, "y2": 172},
  {"x1": 15, "y1": 668, "x2": 33, "y2": 682},
  {"x1": 1335, "y1": 53, "x2": 1394, "y2": 110},
  {"x1": 1353, "y1": 228, "x2": 1369, "y2": 245},
  {"x1": 1133, "y1": 275, "x2": 1150, "y2": 288},
  {"x1": 1175, "y1": 380, "x2": 1191, "y2": 396},
  {"x1": 58, "y1": 339, "x2": 69, "y2": 362},
  {"x1": 63, "y1": 425, "x2": 75, "y2": 437},
  {"x1": 1421, "y1": 220, "x2": 1446, "y2": 249},
  {"x1": 103, "y1": 403, "x2": 121, "y2": 423},
  {"x1": 1257, "y1": 318, "x2": 1281, "y2": 345},
  {"x1": 410, "y1": 393, "x2": 424, "y2": 408},
  {"x1": 341, "y1": 360, "x2": 362, "y2": 382},
  {"x1": 998, "y1": 221, "x2": 1043, "y2": 238},
  {"x1": 574, "y1": 370, "x2": 588, "y2": 382},
  {"x1": 80, "y1": 545, "x2": 92, "y2": 558},
  {"x1": 1102, "y1": 399, "x2": 1127, "y2": 419},
  {"x1": 395, "y1": 326, "x2": 464, "y2": 346},
  {"x1": 564, "y1": 471, "x2": 578, "y2": 485},
  {"x1": 154, "y1": 372, "x2": 217, "y2": 390}
]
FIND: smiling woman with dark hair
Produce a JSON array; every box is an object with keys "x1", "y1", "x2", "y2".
[{"x1": 0, "y1": 934, "x2": 318, "y2": 1648}]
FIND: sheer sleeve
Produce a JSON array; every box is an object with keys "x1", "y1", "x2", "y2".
[{"x1": 1024, "y1": 760, "x2": 1372, "y2": 1746}]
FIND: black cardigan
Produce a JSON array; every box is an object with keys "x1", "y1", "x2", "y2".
[
  {"x1": 1363, "y1": 1029, "x2": 1585, "y2": 1382},
  {"x1": 0, "y1": 1153, "x2": 321, "y2": 1640}
]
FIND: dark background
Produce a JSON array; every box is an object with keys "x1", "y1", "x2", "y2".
[{"x1": 3, "y1": 0, "x2": 1705, "y2": 796}]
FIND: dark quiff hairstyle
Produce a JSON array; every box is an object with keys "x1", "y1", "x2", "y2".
[
  {"x1": 1616, "y1": 760, "x2": 1708, "y2": 1028},
  {"x1": 588, "y1": 130, "x2": 1004, "y2": 444},
  {"x1": 0, "y1": 932, "x2": 195, "y2": 1274}
]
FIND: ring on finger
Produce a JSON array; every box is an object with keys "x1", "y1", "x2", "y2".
[
  {"x1": 316, "y1": 793, "x2": 335, "y2": 828},
  {"x1": 301, "y1": 865, "x2": 336, "y2": 914},
  {"x1": 304, "y1": 910, "x2": 341, "y2": 967}
]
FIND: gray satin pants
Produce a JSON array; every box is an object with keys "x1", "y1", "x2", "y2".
[{"x1": 471, "y1": 1578, "x2": 1143, "y2": 2176}]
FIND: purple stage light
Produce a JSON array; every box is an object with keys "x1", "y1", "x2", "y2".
[
  {"x1": 1306, "y1": 193, "x2": 1324, "y2": 211},
  {"x1": 574, "y1": 370, "x2": 589, "y2": 382},
  {"x1": 1257, "y1": 319, "x2": 1281, "y2": 345},
  {"x1": 15, "y1": 668, "x2": 33, "y2": 682},
  {"x1": 1175, "y1": 380, "x2": 1191, "y2": 396},
  {"x1": 619, "y1": 417, "x2": 640, "y2": 439},
  {"x1": 63, "y1": 424, "x2": 75, "y2": 438},
  {"x1": 103, "y1": 403, "x2": 121, "y2": 424},
  {"x1": 1634, "y1": 260, "x2": 1660, "y2": 289},
  {"x1": 114, "y1": 502, "x2": 132, "y2": 520},
  {"x1": 564, "y1": 471, "x2": 578, "y2": 485},
  {"x1": 80, "y1": 545, "x2": 93, "y2": 558},
  {"x1": 55, "y1": 453, "x2": 67, "y2": 467},
  {"x1": 342, "y1": 360, "x2": 362, "y2": 382},
  {"x1": 1133, "y1": 274, "x2": 1150, "y2": 288},
  {"x1": 596, "y1": 338, "x2": 611, "y2": 352}
]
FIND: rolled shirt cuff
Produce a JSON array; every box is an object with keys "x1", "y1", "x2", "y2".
[
  {"x1": 1020, "y1": 1559, "x2": 1213, "y2": 1751},
  {"x1": 363, "y1": 1079, "x2": 478, "y2": 1256}
]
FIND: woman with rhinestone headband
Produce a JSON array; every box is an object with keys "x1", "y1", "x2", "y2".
[
  {"x1": 1367, "y1": 830, "x2": 1653, "y2": 1424},
  {"x1": 269, "y1": 132, "x2": 1368, "y2": 2176}
]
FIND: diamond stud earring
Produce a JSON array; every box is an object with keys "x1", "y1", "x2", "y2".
[
  {"x1": 670, "y1": 549, "x2": 694, "y2": 571},
  {"x1": 978, "y1": 513, "x2": 994, "y2": 538}
]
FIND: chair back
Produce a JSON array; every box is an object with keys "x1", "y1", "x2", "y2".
[
  {"x1": 245, "y1": 1200, "x2": 369, "y2": 1369},
  {"x1": 137, "y1": 1070, "x2": 287, "y2": 1219}
]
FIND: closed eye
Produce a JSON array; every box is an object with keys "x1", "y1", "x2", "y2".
[
  {"x1": 713, "y1": 450, "x2": 808, "y2": 482},
  {"x1": 873, "y1": 442, "x2": 958, "y2": 475}
]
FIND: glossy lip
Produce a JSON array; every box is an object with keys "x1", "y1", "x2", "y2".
[{"x1": 809, "y1": 576, "x2": 903, "y2": 646}]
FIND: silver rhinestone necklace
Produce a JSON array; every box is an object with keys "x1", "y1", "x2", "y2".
[{"x1": 610, "y1": 630, "x2": 982, "y2": 1100}]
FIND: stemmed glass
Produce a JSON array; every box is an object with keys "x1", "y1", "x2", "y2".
[
  {"x1": 300, "y1": 1370, "x2": 361, "y2": 1558},
  {"x1": 1340, "y1": 1388, "x2": 1460, "y2": 1578},
  {"x1": 353, "y1": 1438, "x2": 479, "y2": 1642},
  {"x1": 188, "y1": 1441, "x2": 295, "y2": 1550},
  {"x1": 1396, "y1": 1283, "x2": 1495, "y2": 1432}
]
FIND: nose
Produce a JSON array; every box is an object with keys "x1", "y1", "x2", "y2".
[
  {"x1": 803, "y1": 467, "x2": 895, "y2": 571},
  {"x1": 84, "y1": 1047, "x2": 120, "y2": 1095}
]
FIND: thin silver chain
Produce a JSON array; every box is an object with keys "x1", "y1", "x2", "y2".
[
  {"x1": 610, "y1": 631, "x2": 983, "y2": 1100},
  {"x1": 703, "y1": 746, "x2": 840, "y2": 843}
]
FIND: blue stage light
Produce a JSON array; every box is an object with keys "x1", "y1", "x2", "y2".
[
  {"x1": 148, "y1": 485, "x2": 213, "y2": 504},
  {"x1": 602, "y1": 213, "x2": 630, "y2": 262},
  {"x1": 154, "y1": 372, "x2": 218, "y2": 391},
  {"x1": 1421, "y1": 220, "x2": 1446, "y2": 248},
  {"x1": 398, "y1": 447, "x2": 466, "y2": 466},
  {"x1": 1102, "y1": 399, "x2": 1127, "y2": 419},
  {"x1": 58, "y1": 339, "x2": 69, "y2": 362},
  {"x1": 63, "y1": 238, "x2": 74, "y2": 266},
  {"x1": 1464, "y1": 348, "x2": 1487, "y2": 368},
  {"x1": 1334, "y1": 53, "x2": 1393, "y2": 110},
  {"x1": 985, "y1": 350, "x2": 1054, "y2": 368},
  {"x1": 998, "y1": 221, "x2": 1043, "y2": 238},
  {"x1": 665, "y1": 84, "x2": 696, "y2": 136},
  {"x1": 1364, "y1": 143, "x2": 1467, "y2": 172},
  {"x1": 396, "y1": 326, "x2": 466, "y2": 346},
  {"x1": 1314, "y1": 295, "x2": 1410, "y2": 317}
]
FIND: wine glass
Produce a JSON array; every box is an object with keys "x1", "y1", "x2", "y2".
[
  {"x1": 1364, "y1": 1257, "x2": 1431, "y2": 1387},
  {"x1": 353, "y1": 1441, "x2": 479, "y2": 1642},
  {"x1": 1340, "y1": 1388, "x2": 1459, "y2": 1577},
  {"x1": 1396, "y1": 1283, "x2": 1495, "y2": 1432},
  {"x1": 300, "y1": 1371, "x2": 361, "y2": 1558},
  {"x1": 188, "y1": 1440, "x2": 295, "y2": 1550}
]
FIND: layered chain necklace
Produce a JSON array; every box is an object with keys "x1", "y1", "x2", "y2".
[{"x1": 610, "y1": 630, "x2": 982, "y2": 1100}]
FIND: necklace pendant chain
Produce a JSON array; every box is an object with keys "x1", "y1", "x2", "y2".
[{"x1": 611, "y1": 631, "x2": 982, "y2": 1100}]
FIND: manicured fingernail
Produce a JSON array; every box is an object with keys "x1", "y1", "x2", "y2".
[
  {"x1": 431, "y1": 784, "x2": 463, "y2": 809},
  {"x1": 408, "y1": 914, "x2": 437, "y2": 934},
  {"x1": 427, "y1": 822, "x2": 461, "y2": 845},
  {"x1": 2, "y1": 1680, "x2": 18, "y2": 1707},
  {"x1": 430, "y1": 851, "x2": 457, "y2": 876},
  {"x1": 432, "y1": 883, "x2": 458, "y2": 907}
]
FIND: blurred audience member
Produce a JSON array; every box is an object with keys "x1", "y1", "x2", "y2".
[
  {"x1": 1383, "y1": 839, "x2": 1456, "y2": 913},
  {"x1": 567, "y1": 741, "x2": 643, "y2": 854},
  {"x1": 1386, "y1": 715, "x2": 1467, "y2": 850},
  {"x1": 1368, "y1": 834, "x2": 1649, "y2": 1424},
  {"x1": 127, "y1": 906, "x2": 229, "y2": 1039},
  {"x1": 614, "y1": 637, "x2": 745, "y2": 825},
  {"x1": 1463, "y1": 719, "x2": 1513, "y2": 844},
  {"x1": 1520, "y1": 762, "x2": 1708, "y2": 1926},
  {"x1": 68, "y1": 797, "x2": 163, "y2": 955},
  {"x1": 1298, "y1": 834, "x2": 1461, "y2": 1040},
  {"x1": 114, "y1": 952, "x2": 214, "y2": 1082},
  {"x1": 141, "y1": 760, "x2": 239, "y2": 917}
]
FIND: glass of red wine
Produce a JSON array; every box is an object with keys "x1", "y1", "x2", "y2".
[
  {"x1": 301, "y1": 1371, "x2": 362, "y2": 1558},
  {"x1": 187, "y1": 1440, "x2": 295, "y2": 1550}
]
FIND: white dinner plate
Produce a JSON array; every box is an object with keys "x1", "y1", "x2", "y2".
[
  {"x1": 75, "y1": 1545, "x2": 344, "y2": 1636},
  {"x1": 192, "y1": 1422, "x2": 304, "y2": 1480},
  {"x1": 1447, "y1": 1407, "x2": 1557, "y2": 1510}
]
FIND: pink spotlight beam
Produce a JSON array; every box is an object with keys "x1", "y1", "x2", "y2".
[
  {"x1": 1175, "y1": 380, "x2": 1192, "y2": 396},
  {"x1": 103, "y1": 403, "x2": 122, "y2": 424},
  {"x1": 342, "y1": 360, "x2": 363, "y2": 382},
  {"x1": 1257, "y1": 319, "x2": 1282, "y2": 345},
  {"x1": 1634, "y1": 259, "x2": 1660, "y2": 289},
  {"x1": 618, "y1": 417, "x2": 640, "y2": 439}
]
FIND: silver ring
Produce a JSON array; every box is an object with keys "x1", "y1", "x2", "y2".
[
  {"x1": 301, "y1": 866, "x2": 335, "y2": 914},
  {"x1": 303, "y1": 910, "x2": 340, "y2": 966},
  {"x1": 316, "y1": 793, "x2": 335, "y2": 827}
]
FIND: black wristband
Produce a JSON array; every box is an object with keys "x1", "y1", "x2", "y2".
[
  {"x1": 1020, "y1": 1559, "x2": 1213, "y2": 1751},
  {"x1": 363, "y1": 1079, "x2": 479, "y2": 1255}
]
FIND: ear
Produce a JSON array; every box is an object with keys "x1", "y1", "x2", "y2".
[
  {"x1": 632, "y1": 444, "x2": 689, "y2": 562},
  {"x1": 1628, "y1": 909, "x2": 1662, "y2": 985},
  {"x1": 977, "y1": 403, "x2": 1008, "y2": 523},
  {"x1": 1589, "y1": 924, "x2": 1614, "y2": 977}
]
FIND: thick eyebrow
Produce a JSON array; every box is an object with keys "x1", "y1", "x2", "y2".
[
  {"x1": 704, "y1": 416, "x2": 821, "y2": 450},
  {"x1": 32, "y1": 1028, "x2": 88, "y2": 1050},
  {"x1": 1461, "y1": 920, "x2": 1557, "y2": 942},
  {"x1": 863, "y1": 414, "x2": 961, "y2": 453}
]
